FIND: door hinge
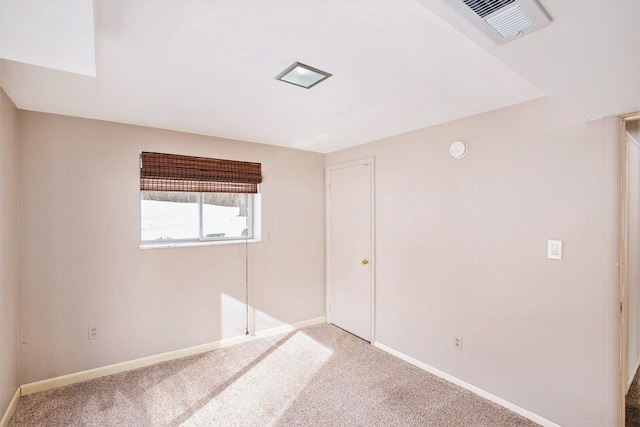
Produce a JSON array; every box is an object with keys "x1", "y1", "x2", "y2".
[{"x1": 621, "y1": 302, "x2": 624, "y2": 314}]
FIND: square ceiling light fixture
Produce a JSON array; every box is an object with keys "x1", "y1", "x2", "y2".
[{"x1": 275, "y1": 62, "x2": 332, "y2": 89}]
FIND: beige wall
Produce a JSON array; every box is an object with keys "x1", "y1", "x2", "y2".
[
  {"x1": 17, "y1": 112, "x2": 325, "y2": 384},
  {"x1": 0, "y1": 88, "x2": 18, "y2": 411},
  {"x1": 326, "y1": 97, "x2": 620, "y2": 427}
]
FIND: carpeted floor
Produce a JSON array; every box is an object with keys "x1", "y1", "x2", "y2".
[
  {"x1": 10, "y1": 323, "x2": 539, "y2": 426},
  {"x1": 628, "y1": 366, "x2": 640, "y2": 426}
]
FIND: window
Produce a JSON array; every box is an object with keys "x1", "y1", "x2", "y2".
[{"x1": 140, "y1": 152, "x2": 261, "y2": 245}]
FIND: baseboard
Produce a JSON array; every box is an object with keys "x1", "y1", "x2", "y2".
[
  {"x1": 0, "y1": 388, "x2": 20, "y2": 427},
  {"x1": 373, "y1": 341, "x2": 562, "y2": 427},
  {"x1": 20, "y1": 316, "x2": 326, "y2": 396},
  {"x1": 627, "y1": 355, "x2": 640, "y2": 394}
]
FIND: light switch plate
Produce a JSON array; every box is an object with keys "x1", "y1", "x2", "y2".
[{"x1": 548, "y1": 240, "x2": 562, "y2": 260}]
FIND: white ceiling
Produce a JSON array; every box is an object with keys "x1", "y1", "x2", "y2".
[
  {"x1": 0, "y1": 0, "x2": 638, "y2": 153},
  {"x1": 0, "y1": 0, "x2": 95, "y2": 76}
]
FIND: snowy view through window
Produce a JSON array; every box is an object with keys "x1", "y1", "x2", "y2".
[{"x1": 141, "y1": 192, "x2": 251, "y2": 242}]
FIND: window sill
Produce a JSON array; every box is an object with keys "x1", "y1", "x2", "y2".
[{"x1": 140, "y1": 239, "x2": 261, "y2": 250}]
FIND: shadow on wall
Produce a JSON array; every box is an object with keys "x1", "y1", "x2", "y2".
[{"x1": 221, "y1": 293, "x2": 287, "y2": 339}]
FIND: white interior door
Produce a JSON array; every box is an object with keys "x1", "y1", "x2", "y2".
[{"x1": 327, "y1": 159, "x2": 374, "y2": 342}]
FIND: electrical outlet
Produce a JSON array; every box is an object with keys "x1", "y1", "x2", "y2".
[
  {"x1": 454, "y1": 337, "x2": 462, "y2": 351},
  {"x1": 88, "y1": 326, "x2": 98, "y2": 340}
]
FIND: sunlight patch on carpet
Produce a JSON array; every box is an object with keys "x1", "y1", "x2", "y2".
[{"x1": 179, "y1": 331, "x2": 333, "y2": 426}]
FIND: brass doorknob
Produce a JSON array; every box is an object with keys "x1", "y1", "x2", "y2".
[{"x1": 362, "y1": 259, "x2": 369, "y2": 265}]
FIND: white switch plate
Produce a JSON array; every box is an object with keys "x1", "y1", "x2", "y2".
[{"x1": 548, "y1": 240, "x2": 563, "y2": 260}]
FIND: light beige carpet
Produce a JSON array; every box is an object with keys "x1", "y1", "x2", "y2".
[
  {"x1": 10, "y1": 323, "x2": 539, "y2": 426},
  {"x1": 627, "y1": 365, "x2": 640, "y2": 426}
]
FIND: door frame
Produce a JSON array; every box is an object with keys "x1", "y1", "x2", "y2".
[
  {"x1": 326, "y1": 157, "x2": 375, "y2": 342},
  {"x1": 621, "y1": 112, "x2": 640, "y2": 427}
]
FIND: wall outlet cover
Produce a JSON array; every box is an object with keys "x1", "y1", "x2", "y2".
[
  {"x1": 88, "y1": 326, "x2": 98, "y2": 340},
  {"x1": 454, "y1": 337, "x2": 462, "y2": 350}
]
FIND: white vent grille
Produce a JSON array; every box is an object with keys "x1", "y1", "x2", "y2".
[
  {"x1": 444, "y1": 0, "x2": 551, "y2": 44},
  {"x1": 462, "y1": 0, "x2": 515, "y2": 18},
  {"x1": 485, "y1": 4, "x2": 535, "y2": 37}
]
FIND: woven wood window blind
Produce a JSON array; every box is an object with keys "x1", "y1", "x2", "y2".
[{"x1": 140, "y1": 152, "x2": 262, "y2": 193}]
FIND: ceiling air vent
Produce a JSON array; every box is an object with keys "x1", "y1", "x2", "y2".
[
  {"x1": 462, "y1": 0, "x2": 516, "y2": 18},
  {"x1": 445, "y1": 0, "x2": 550, "y2": 44}
]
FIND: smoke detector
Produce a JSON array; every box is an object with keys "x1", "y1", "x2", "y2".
[{"x1": 444, "y1": 0, "x2": 551, "y2": 44}]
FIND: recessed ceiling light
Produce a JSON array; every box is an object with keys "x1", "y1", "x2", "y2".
[{"x1": 275, "y1": 62, "x2": 332, "y2": 89}]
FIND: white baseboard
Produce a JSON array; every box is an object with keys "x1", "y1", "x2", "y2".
[
  {"x1": 0, "y1": 388, "x2": 20, "y2": 427},
  {"x1": 373, "y1": 341, "x2": 562, "y2": 427},
  {"x1": 627, "y1": 355, "x2": 640, "y2": 394},
  {"x1": 20, "y1": 316, "x2": 326, "y2": 396}
]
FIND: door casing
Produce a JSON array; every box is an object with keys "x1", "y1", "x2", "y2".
[{"x1": 621, "y1": 112, "x2": 640, "y2": 427}]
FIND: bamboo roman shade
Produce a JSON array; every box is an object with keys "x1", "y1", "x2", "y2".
[{"x1": 140, "y1": 152, "x2": 262, "y2": 193}]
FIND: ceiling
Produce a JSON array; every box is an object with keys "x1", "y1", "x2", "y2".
[{"x1": 0, "y1": 0, "x2": 638, "y2": 153}]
